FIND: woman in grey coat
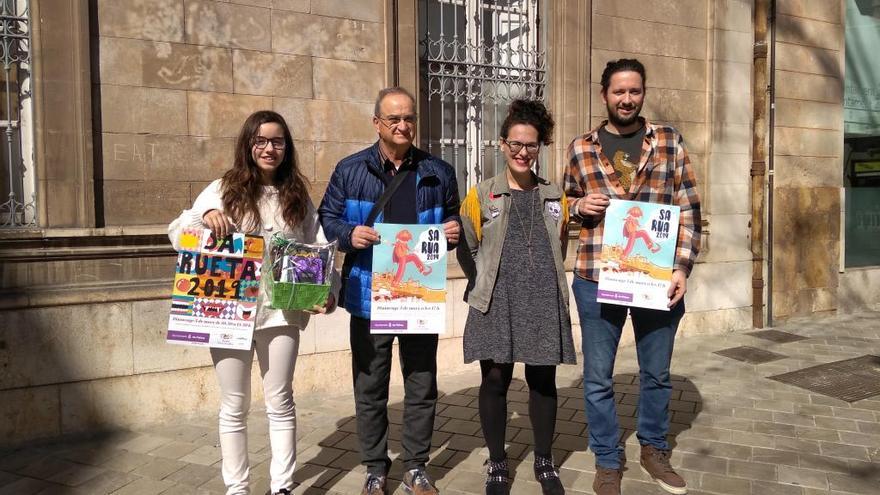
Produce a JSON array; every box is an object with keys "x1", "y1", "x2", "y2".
[{"x1": 457, "y1": 100, "x2": 575, "y2": 495}]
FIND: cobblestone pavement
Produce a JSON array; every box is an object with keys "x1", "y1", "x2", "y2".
[{"x1": 2, "y1": 310, "x2": 879, "y2": 495}]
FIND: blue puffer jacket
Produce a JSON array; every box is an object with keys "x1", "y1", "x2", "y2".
[{"x1": 318, "y1": 142, "x2": 461, "y2": 319}]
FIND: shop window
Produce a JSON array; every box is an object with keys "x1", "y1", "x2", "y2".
[{"x1": 844, "y1": 0, "x2": 880, "y2": 267}]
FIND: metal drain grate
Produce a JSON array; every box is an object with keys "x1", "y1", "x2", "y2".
[
  {"x1": 747, "y1": 330, "x2": 810, "y2": 344},
  {"x1": 768, "y1": 355, "x2": 880, "y2": 402},
  {"x1": 714, "y1": 346, "x2": 788, "y2": 364}
]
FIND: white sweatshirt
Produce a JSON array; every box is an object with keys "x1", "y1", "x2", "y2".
[{"x1": 168, "y1": 179, "x2": 340, "y2": 331}]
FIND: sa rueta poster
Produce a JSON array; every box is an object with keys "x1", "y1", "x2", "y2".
[{"x1": 167, "y1": 228, "x2": 263, "y2": 350}]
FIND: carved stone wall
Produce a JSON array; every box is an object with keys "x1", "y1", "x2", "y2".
[
  {"x1": 94, "y1": 0, "x2": 385, "y2": 225},
  {"x1": 771, "y1": 0, "x2": 844, "y2": 319}
]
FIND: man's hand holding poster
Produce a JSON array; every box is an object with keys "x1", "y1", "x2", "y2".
[
  {"x1": 370, "y1": 223, "x2": 447, "y2": 334},
  {"x1": 167, "y1": 228, "x2": 263, "y2": 350},
  {"x1": 597, "y1": 199, "x2": 680, "y2": 311}
]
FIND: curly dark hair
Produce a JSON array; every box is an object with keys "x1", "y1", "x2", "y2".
[
  {"x1": 499, "y1": 99, "x2": 555, "y2": 145},
  {"x1": 221, "y1": 110, "x2": 310, "y2": 231},
  {"x1": 600, "y1": 58, "x2": 647, "y2": 94}
]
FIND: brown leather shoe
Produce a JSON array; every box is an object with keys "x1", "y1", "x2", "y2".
[
  {"x1": 403, "y1": 467, "x2": 439, "y2": 495},
  {"x1": 592, "y1": 466, "x2": 622, "y2": 495},
  {"x1": 640, "y1": 445, "x2": 687, "y2": 494}
]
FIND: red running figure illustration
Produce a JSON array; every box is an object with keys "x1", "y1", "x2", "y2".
[
  {"x1": 621, "y1": 206, "x2": 661, "y2": 258},
  {"x1": 392, "y1": 229, "x2": 432, "y2": 285}
]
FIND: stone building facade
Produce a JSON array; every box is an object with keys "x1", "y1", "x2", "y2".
[{"x1": 1, "y1": 0, "x2": 877, "y2": 446}]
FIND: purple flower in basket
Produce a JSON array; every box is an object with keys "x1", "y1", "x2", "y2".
[{"x1": 292, "y1": 255, "x2": 324, "y2": 284}]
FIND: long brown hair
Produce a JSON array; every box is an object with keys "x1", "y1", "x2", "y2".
[{"x1": 221, "y1": 110, "x2": 309, "y2": 231}]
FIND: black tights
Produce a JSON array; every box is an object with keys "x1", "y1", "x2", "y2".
[{"x1": 478, "y1": 360, "x2": 558, "y2": 461}]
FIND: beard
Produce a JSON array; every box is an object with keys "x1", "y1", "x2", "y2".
[{"x1": 607, "y1": 101, "x2": 642, "y2": 128}]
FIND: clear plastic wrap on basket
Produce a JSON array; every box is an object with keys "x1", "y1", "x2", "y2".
[{"x1": 266, "y1": 233, "x2": 337, "y2": 310}]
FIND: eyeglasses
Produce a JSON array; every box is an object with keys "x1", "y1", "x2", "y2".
[
  {"x1": 376, "y1": 114, "x2": 418, "y2": 128},
  {"x1": 254, "y1": 137, "x2": 286, "y2": 150},
  {"x1": 503, "y1": 139, "x2": 540, "y2": 155}
]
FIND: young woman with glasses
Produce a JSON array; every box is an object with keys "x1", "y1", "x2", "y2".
[
  {"x1": 457, "y1": 100, "x2": 575, "y2": 495},
  {"x1": 168, "y1": 110, "x2": 338, "y2": 495}
]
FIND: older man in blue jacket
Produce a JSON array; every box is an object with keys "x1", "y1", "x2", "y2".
[{"x1": 318, "y1": 86, "x2": 460, "y2": 495}]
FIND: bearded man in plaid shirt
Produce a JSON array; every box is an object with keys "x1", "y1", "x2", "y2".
[{"x1": 564, "y1": 59, "x2": 701, "y2": 495}]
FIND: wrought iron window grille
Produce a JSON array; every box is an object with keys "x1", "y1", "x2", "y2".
[
  {"x1": 0, "y1": 0, "x2": 34, "y2": 228},
  {"x1": 419, "y1": 0, "x2": 546, "y2": 196}
]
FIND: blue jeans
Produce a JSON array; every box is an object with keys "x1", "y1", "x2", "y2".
[{"x1": 571, "y1": 276, "x2": 684, "y2": 469}]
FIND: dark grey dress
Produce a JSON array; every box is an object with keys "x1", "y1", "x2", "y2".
[{"x1": 463, "y1": 188, "x2": 576, "y2": 365}]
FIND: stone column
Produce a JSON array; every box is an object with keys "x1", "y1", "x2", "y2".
[{"x1": 771, "y1": 0, "x2": 844, "y2": 319}]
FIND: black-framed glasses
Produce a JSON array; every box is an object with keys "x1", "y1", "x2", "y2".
[
  {"x1": 503, "y1": 139, "x2": 540, "y2": 155},
  {"x1": 254, "y1": 137, "x2": 286, "y2": 150},
  {"x1": 376, "y1": 114, "x2": 418, "y2": 128}
]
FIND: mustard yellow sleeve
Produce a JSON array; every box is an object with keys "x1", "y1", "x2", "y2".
[{"x1": 460, "y1": 187, "x2": 482, "y2": 243}]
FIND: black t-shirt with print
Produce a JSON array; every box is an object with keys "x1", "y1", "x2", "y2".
[{"x1": 598, "y1": 124, "x2": 646, "y2": 193}]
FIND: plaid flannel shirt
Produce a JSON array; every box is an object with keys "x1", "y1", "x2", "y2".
[{"x1": 564, "y1": 118, "x2": 702, "y2": 281}]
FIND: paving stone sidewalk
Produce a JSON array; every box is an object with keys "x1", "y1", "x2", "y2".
[{"x1": 2, "y1": 310, "x2": 879, "y2": 495}]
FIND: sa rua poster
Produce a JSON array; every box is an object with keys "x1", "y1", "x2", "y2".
[
  {"x1": 167, "y1": 228, "x2": 263, "y2": 350},
  {"x1": 370, "y1": 223, "x2": 447, "y2": 334},
  {"x1": 597, "y1": 199, "x2": 680, "y2": 311}
]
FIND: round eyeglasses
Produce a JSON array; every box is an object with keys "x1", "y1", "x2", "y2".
[
  {"x1": 503, "y1": 139, "x2": 540, "y2": 155},
  {"x1": 254, "y1": 137, "x2": 286, "y2": 150}
]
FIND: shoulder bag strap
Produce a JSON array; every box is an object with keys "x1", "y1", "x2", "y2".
[
  {"x1": 365, "y1": 168, "x2": 412, "y2": 227},
  {"x1": 341, "y1": 168, "x2": 412, "y2": 276}
]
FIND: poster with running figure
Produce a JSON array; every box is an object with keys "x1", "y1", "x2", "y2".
[
  {"x1": 167, "y1": 228, "x2": 264, "y2": 350},
  {"x1": 597, "y1": 199, "x2": 680, "y2": 311},
  {"x1": 370, "y1": 223, "x2": 447, "y2": 334}
]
